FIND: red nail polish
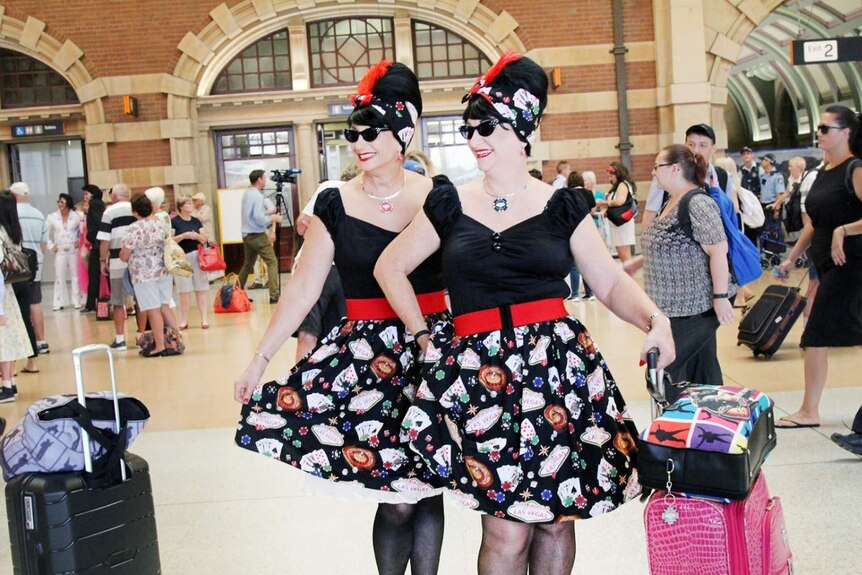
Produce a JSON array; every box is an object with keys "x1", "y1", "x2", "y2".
[{"x1": 639, "y1": 359, "x2": 645, "y2": 366}]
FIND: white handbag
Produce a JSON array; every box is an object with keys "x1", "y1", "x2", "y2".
[{"x1": 737, "y1": 186, "x2": 765, "y2": 229}]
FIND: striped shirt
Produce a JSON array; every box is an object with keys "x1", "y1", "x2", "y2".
[
  {"x1": 97, "y1": 201, "x2": 135, "y2": 279},
  {"x1": 16, "y1": 203, "x2": 48, "y2": 281}
]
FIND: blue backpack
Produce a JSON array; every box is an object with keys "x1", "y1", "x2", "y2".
[{"x1": 678, "y1": 187, "x2": 762, "y2": 286}]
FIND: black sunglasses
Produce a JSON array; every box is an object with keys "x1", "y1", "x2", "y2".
[
  {"x1": 459, "y1": 119, "x2": 501, "y2": 140},
  {"x1": 817, "y1": 124, "x2": 844, "y2": 135},
  {"x1": 342, "y1": 127, "x2": 390, "y2": 143}
]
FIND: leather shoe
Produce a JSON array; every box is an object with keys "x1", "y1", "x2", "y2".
[
  {"x1": 269, "y1": 297, "x2": 279, "y2": 304},
  {"x1": 831, "y1": 432, "x2": 862, "y2": 456}
]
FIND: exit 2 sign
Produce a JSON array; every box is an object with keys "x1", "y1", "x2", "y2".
[{"x1": 791, "y1": 37, "x2": 862, "y2": 65}]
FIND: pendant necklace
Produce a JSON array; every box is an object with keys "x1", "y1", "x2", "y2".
[
  {"x1": 362, "y1": 172, "x2": 406, "y2": 214},
  {"x1": 483, "y1": 178, "x2": 527, "y2": 213}
]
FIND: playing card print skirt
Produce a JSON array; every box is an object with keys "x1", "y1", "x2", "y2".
[
  {"x1": 235, "y1": 312, "x2": 452, "y2": 504},
  {"x1": 403, "y1": 315, "x2": 642, "y2": 523}
]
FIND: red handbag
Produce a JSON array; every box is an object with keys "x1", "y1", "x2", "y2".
[
  {"x1": 198, "y1": 242, "x2": 226, "y2": 272},
  {"x1": 214, "y1": 274, "x2": 252, "y2": 313},
  {"x1": 96, "y1": 275, "x2": 111, "y2": 321}
]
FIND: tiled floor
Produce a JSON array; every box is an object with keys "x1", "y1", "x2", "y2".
[{"x1": 0, "y1": 275, "x2": 859, "y2": 574}]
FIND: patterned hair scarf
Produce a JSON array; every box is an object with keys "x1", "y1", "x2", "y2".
[
  {"x1": 350, "y1": 60, "x2": 418, "y2": 151},
  {"x1": 462, "y1": 51, "x2": 542, "y2": 144}
]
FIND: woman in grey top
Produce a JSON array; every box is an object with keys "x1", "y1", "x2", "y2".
[{"x1": 639, "y1": 144, "x2": 736, "y2": 395}]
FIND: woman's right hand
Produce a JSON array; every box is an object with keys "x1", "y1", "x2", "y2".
[
  {"x1": 234, "y1": 358, "x2": 267, "y2": 403},
  {"x1": 776, "y1": 259, "x2": 793, "y2": 282}
]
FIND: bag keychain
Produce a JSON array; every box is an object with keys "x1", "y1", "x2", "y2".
[{"x1": 661, "y1": 459, "x2": 679, "y2": 526}]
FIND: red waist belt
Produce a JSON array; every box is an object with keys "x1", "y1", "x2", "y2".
[
  {"x1": 346, "y1": 290, "x2": 447, "y2": 320},
  {"x1": 454, "y1": 298, "x2": 568, "y2": 336}
]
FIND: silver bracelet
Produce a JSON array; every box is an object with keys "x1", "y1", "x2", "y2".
[
  {"x1": 255, "y1": 350, "x2": 271, "y2": 363},
  {"x1": 647, "y1": 311, "x2": 667, "y2": 332}
]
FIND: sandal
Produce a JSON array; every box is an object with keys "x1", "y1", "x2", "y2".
[
  {"x1": 178, "y1": 323, "x2": 189, "y2": 331},
  {"x1": 201, "y1": 323, "x2": 210, "y2": 330},
  {"x1": 21, "y1": 367, "x2": 40, "y2": 374}
]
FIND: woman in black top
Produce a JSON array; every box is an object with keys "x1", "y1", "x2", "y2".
[
  {"x1": 233, "y1": 61, "x2": 451, "y2": 575},
  {"x1": 777, "y1": 105, "x2": 862, "y2": 428},
  {"x1": 171, "y1": 195, "x2": 208, "y2": 329},
  {"x1": 376, "y1": 53, "x2": 674, "y2": 574}
]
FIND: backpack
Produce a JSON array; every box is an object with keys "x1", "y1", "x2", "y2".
[
  {"x1": 678, "y1": 187, "x2": 762, "y2": 286},
  {"x1": 783, "y1": 175, "x2": 805, "y2": 233}
]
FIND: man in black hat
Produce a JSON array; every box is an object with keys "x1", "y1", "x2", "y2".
[
  {"x1": 82, "y1": 184, "x2": 105, "y2": 312},
  {"x1": 738, "y1": 146, "x2": 762, "y2": 245},
  {"x1": 642, "y1": 123, "x2": 736, "y2": 228},
  {"x1": 759, "y1": 153, "x2": 785, "y2": 252}
]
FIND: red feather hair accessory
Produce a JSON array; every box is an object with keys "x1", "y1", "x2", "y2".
[
  {"x1": 466, "y1": 51, "x2": 523, "y2": 100},
  {"x1": 351, "y1": 60, "x2": 394, "y2": 106}
]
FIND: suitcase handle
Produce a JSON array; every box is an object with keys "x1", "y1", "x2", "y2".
[
  {"x1": 71, "y1": 344, "x2": 127, "y2": 481},
  {"x1": 646, "y1": 348, "x2": 666, "y2": 420}
]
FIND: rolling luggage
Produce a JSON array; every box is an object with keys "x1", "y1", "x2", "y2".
[
  {"x1": 4, "y1": 344, "x2": 161, "y2": 574},
  {"x1": 640, "y1": 350, "x2": 793, "y2": 575},
  {"x1": 737, "y1": 285, "x2": 805, "y2": 359},
  {"x1": 644, "y1": 473, "x2": 793, "y2": 575}
]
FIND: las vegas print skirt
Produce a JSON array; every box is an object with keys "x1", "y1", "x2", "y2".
[
  {"x1": 403, "y1": 316, "x2": 642, "y2": 522},
  {"x1": 235, "y1": 313, "x2": 452, "y2": 504}
]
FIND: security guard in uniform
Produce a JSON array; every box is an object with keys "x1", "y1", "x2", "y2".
[{"x1": 759, "y1": 153, "x2": 785, "y2": 253}]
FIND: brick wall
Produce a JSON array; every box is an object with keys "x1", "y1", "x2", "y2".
[
  {"x1": 107, "y1": 141, "x2": 172, "y2": 170},
  {"x1": 4, "y1": 0, "x2": 659, "y2": 184}
]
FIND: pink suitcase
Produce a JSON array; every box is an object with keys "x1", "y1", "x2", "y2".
[{"x1": 644, "y1": 473, "x2": 793, "y2": 575}]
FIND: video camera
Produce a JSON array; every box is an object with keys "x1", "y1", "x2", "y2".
[{"x1": 271, "y1": 168, "x2": 302, "y2": 190}]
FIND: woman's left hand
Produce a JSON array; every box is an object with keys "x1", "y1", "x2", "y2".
[
  {"x1": 831, "y1": 227, "x2": 846, "y2": 266},
  {"x1": 641, "y1": 317, "x2": 675, "y2": 370},
  {"x1": 714, "y1": 297, "x2": 735, "y2": 325}
]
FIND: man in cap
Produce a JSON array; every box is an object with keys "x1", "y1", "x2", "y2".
[
  {"x1": 11, "y1": 182, "x2": 50, "y2": 356},
  {"x1": 738, "y1": 147, "x2": 762, "y2": 245},
  {"x1": 642, "y1": 123, "x2": 737, "y2": 228},
  {"x1": 759, "y1": 153, "x2": 785, "y2": 251}
]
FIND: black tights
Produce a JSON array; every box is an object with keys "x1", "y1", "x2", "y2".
[
  {"x1": 478, "y1": 515, "x2": 575, "y2": 575},
  {"x1": 372, "y1": 495, "x2": 444, "y2": 575}
]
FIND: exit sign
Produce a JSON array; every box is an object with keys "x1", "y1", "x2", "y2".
[{"x1": 791, "y1": 37, "x2": 862, "y2": 65}]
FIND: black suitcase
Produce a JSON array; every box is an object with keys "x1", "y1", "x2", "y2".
[
  {"x1": 4, "y1": 344, "x2": 160, "y2": 574},
  {"x1": 737, "y1": 285, "x2": 805, "y2": 359}
]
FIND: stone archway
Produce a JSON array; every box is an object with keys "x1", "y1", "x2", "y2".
[
  {"x1": 652, "y1": 0, "x2": 784, "y2": 149},
  {"x1": 164, "y1": 0, "x2": 527, "y2": 196},
  {"x1": 0, "y1": 12, "x2": 108, "y2": 180}
]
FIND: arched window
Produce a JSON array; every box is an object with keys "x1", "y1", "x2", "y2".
[
  {"x1": 412, "y1": 21, "x2": 490, "y2": 80},
  {"x1": 0, "y1": 49, "x2": 78, "y2": 109},
  {"x1": 308, "y1": 18, "x2": 395, "y2": 87},
  {"x1": 212, "y1": 30, "x2": 292, "y2": 94}
]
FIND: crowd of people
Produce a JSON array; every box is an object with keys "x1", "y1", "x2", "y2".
[
  {"x1": 0, "y1": 51, "x2": 859, "y2": 574},
  {"x1": 0, "y1": 182, "x2": 220, "y2": 399}
]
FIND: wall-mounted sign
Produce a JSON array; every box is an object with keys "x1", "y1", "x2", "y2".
[
  {"x1": 11, "y1": 121, "x2": 65, "y2": 138},
  {"x1": 791, "y1": 37, "x2": 862, "y2": 65},
  {"x1": 327, "y1": 103, "x2": 354, "y2": 117}
]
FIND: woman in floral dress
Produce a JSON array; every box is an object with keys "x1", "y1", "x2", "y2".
[
  {"x1": 375, "y1": 53, "x2": 675, "y2": 574},
  {"x1": 233, "y1": 61, "x2": 452, "y2": 575}
]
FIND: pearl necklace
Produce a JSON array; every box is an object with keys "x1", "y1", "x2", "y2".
[
  {"x1": 361, "y1": 172, "x2": 406, "y2": 214},
  {"x1": 483, "y1": 178, "x2": 528, "y2": 212}
]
